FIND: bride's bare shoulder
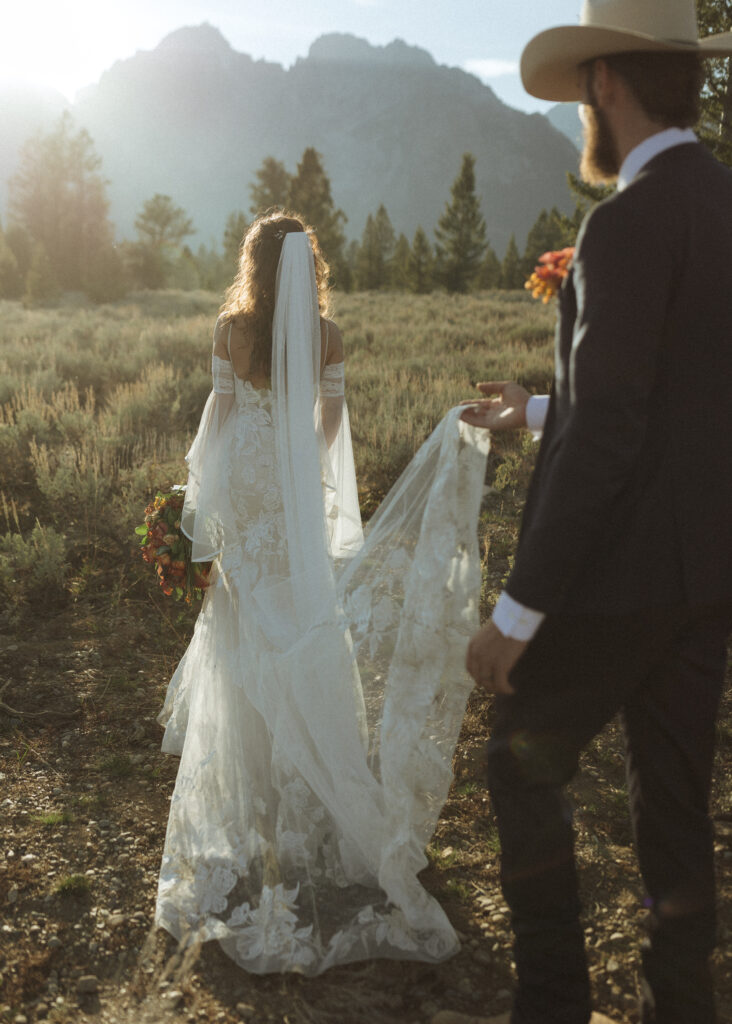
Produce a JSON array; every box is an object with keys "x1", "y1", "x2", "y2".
[{"x1": 320, "y1": 317, "x2": 344, "y2": 366}]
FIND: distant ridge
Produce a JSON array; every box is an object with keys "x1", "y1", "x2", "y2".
[{"x1": 0, "y1": 27, "x2": 579, "y2": 253}]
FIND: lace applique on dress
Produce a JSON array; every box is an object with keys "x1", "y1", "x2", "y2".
[
  {"x1": 319, "y1": 361, "x2": 344, "y2": 398},
  {"x1": 212, "y1": 355, "x2": 235, "y2": 394}
]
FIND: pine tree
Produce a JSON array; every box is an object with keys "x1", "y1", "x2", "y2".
[
  {"x1": 408, "y1": 227, "x2": 434, "y2": 294},
  {"x1": 698, "y1": 0, "x2": 732, "y2": 166},
  {"x1": 390, "y1": 234, "x2": 411, "y2": 290},
  {"x1": 522, "y1": 207, "x2": 576, "y2": 276},
  {"x1": 288, "y1": 148, "x2": 347, "y2": 280},
  {"x1": 249, "y1": 157, "x2": 291, "y2": 216},
  {"x1": 434, "y1": 153, "x2": 487, "y2": 293},
  {"x1": 132, "y1": 194, "x2": 194, "y2": 289},
  {"x1": 83, "y1": 244, "x2": 129, "y2": 304},
  {"x1": 356, "y1": 205, "x2": 395, "y2": 290},
  {"x1": 500, "y1": 235, "x2": 524, "y2": 290},
  {"x1": 8, "y1": 112, "x2": 114, "y2": 294},
  {"x1": 0, "y1": 224, "x2": 22, "y2": 299},
  {"x1": 223, "y1": 211, "x2": 249, "y2": 271},
  {"x1": 478, "y1": 244, "x2": 501, "y2": 289},
  {"x1": 23, "y1": 242, "x2": 60, "y2": 307}
]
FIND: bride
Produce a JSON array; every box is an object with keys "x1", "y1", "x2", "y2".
[{"x1": 155, "y1": 211, "x2": 490, "y2": 975}]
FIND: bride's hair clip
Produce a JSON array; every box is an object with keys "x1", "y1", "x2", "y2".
[{"x1": 273, "y1": 228, "x2": 285, "y2": 241}]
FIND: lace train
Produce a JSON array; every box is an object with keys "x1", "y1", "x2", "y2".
[{"x1": 156, "y1": 395, "x2": 489, "y2": 974}]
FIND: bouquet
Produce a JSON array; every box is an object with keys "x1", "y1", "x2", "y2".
[
  {"x1": 135, "y1": 488, "x2": 211, "y2": 603},
  {"x1": 525, "y1": 247, "x2": 574, "y2": 303}
]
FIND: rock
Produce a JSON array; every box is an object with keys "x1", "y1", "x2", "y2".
[
  {"x1": 236, "y1": 1004, "x2": 256, "y2": 1020},
  {"x1": 609, "y1": 932, "x2": 625, "y2": 942},
  {"x1": 107, "y1": 914, "x2": 126, "y2": 928},
  {"x1": 36, "y1": 1004, "x2": 49, "y2": 1019},
  {"x1": 76, "y1": 974, "x2": 99, "y2": 994},
  {"x1": 20, "y1": 854, "x2": 36, "y2": 864},
  {"x1": 47, "y1": 936, "x2": 62, "y2": 949},
  {"x1": 606, "y1": 957, "x2": 620, "y2": 973},
  {"x1": 165, "y1": 990, "x2": 184, "y2": 1007},
  {"x1": 14, "y1": 1015, "x2": 28, "y2": 1024},
  {"x1": 457, "y1": 977, "x2": 473, "y2": 996},
  {"x1": 7, "y1": 886, "x2": 18, "y2": 904}
]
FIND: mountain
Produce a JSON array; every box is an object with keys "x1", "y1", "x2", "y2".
[
  {"x1": 0, "y1": 27, "x2": 580, "y2": 254},
  {"x1": 546, "y1": 103, "x2": 583, "y2": 150}
]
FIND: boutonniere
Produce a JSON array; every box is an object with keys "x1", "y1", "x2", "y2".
[{"x1": 525, "y1": 247, "x2": 574, "y2": 303}]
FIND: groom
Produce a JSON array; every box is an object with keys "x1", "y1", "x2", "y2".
[{"x1": 460, "y1": 2, "x2": 732, "y2": 1023}]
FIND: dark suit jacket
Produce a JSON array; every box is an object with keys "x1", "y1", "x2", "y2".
[{"x1": 506, "y1": 143, "x2": 732, "y2": 615}]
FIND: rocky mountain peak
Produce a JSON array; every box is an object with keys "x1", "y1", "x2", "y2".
[{"x1": 307, "y1": 33, "x2": 435, "y2": 69}]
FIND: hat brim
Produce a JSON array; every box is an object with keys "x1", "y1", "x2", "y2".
[{"x1": 521, "y1": 25, "x2": 732, "y2": 102}]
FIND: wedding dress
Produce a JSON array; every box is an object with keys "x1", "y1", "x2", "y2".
[{"x1": 155, "y1": 234, "x2": 491, "y2": 975}]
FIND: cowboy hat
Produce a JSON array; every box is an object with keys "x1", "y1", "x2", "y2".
[{"x1": 521, "y1": 0, "x2": 732, "y2": 102}]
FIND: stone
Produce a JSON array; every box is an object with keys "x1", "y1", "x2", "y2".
[
  {"x1": 7, "y1": 886, "x2": 18, "y2": 904},
  {"x1": 107, "y1": 914, "x2": 126, "y2": 929},
  {"x1": 76, "y1": 975, "x2": 99, "y2": 994},
  {"x1": 165, "y1": 990, "x2": 184, "y2": 1007},
  {"x1": 236, "y1": 1004, "x2": 256, "y2": 1020}
]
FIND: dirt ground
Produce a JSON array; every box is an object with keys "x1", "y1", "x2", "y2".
[{"x1": 1, "y1": 584, "x2": 731, "y2": 1024}]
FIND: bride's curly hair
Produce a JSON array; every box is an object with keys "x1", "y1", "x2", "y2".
[{"x1": 219, "y1": 210, "x2": 331, "y2": 379}]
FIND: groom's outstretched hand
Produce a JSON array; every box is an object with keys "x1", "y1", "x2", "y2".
[
  {"x1": 460, "y1": 380, "x2": 530, "y2": 431},
  {"x1": 466, "y1": 620, "x2": 527, "y2": 694}
]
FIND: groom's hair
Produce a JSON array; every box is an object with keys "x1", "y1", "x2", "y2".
[{"x1": 600, "y1": 52, "x2": 704, "y2": 128}]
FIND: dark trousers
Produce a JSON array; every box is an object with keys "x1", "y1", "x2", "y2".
[{"x1": 485, "y1": 603, "x2": 732, "y2": 1024}]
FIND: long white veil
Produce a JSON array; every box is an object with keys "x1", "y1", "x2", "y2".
[{"x1": 156, "y1": 231, "x2": 490, "y2": 974}]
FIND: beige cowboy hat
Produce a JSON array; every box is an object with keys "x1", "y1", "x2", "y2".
[{"x1": 521, "y1": 0, "x2": 732, "y2": 102}]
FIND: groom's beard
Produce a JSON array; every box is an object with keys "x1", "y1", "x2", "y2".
[{"x1": 579, "y1": 103, "x2": 621, "y2": 184}]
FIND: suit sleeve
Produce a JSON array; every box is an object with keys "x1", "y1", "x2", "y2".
[{"x1": 505, "y1": 191, "x2": 676, "y2": 612}]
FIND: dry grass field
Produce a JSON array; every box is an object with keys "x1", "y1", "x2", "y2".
[{"x1": 0, "y1": 289, "x2": 730, "y2": 1024}]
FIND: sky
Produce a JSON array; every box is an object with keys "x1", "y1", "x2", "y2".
[{"x1": 1, "y1": 0, "x2": 585, "y2": 113}]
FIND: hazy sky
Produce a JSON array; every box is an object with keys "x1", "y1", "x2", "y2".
[{"x1": 2, "y1": 0, "x2": 585, "y2": 113}]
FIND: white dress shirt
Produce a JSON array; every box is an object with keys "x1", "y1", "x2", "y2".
[{"x1": 491, "y1": 128, "x2": 699, "y2": 643}]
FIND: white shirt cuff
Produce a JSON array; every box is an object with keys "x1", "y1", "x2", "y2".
[
  {"x1": 491, "y1": 591, "x2": 545, "y2": 642},
  {"x1": 526, "y1": 394, "x2": 550, "y2": 439}
]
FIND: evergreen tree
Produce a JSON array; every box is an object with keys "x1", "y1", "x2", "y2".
[
  {"x1": 288, "y1": 148, "x2": 347, "y2": 280},
  {"x1": 194, "y1": 243, "x2": 229, "y2": 292},
  {"x1": 249, "y1": 157, "x2": 291, "y2": 216},
  {"x1": 390, "y1": 233, "x2": 411, "y2": 289},
  {"x1": 356, "y1": 205, "x2": 395, "y2": 290},
  {"x1": 0, "y1": 224, "x2": 22, "y2": 299},
  {"x1": 5, "y1": 225, "x2": 32, "y2": 284},
  {"x1": 8, "y1": 112, "x2": 114, "y2": 294},
  {"x1": 434, "y1": 153, "x2": 487, "y2": 293},
  {"x1": 522, "y1": 207, "x2": 575, "y2": 276},
  {"x1": 83, "y1": 244, "x2": 129, "y2": 304},
  {"x1": 24, "y1": 242, "x2": 60, "y2": 306},
  {"x1": 698, "y1": 0, "x2": 732, "y2": 166},
  {"x1": 223, "y1": 211, "x2": 249, "y2": 270},
  {"x1": 408, "y1": 226, "x2": 434, "y2": 294},
  {"x1": 478, "y1": 244, "x2": 501, "y2": 289},
  {"x1": 132, "y1": 194, "x2": 194, "y2": 289},
  {"x1": 500, "y1": 235, "x2": 524, "y2": 290}
]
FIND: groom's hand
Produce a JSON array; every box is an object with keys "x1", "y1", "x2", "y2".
[
  {"x1": 466, "y1": 620, "x2": 527, "y2": 694},
  {"x1": 460, "y1": 380, "x2": 530, "y2": 431}
]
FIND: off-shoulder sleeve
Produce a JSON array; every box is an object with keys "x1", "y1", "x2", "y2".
[{"x1": 319, "y1": 361, "x2": 345, "y2": 398}]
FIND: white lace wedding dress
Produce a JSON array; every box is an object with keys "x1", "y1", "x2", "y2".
[{"x1": 155, "y1": 235, "x2": 490, "y2": 975}]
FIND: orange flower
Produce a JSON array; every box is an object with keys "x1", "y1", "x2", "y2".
[{"x1": 525, "y1": 247, "x2": 574, "y2": 303}]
